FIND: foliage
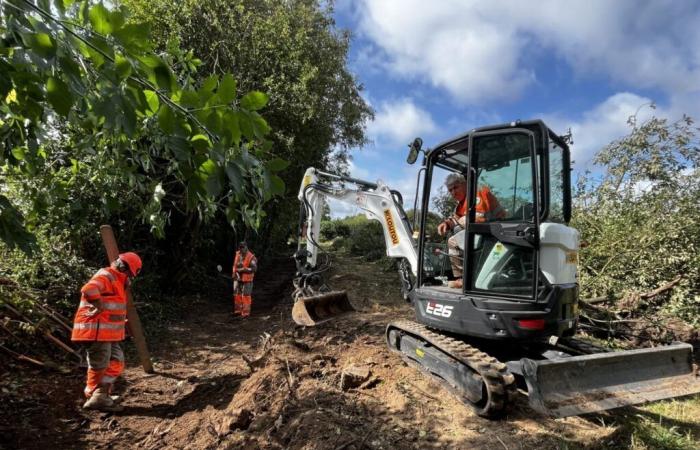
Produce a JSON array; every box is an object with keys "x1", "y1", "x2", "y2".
[
  {"x1": 432, "y1": 185, "x2": 457, "y2": 218},
  {"x1": 121, "y1": 0, "x2": 373, "y2": 251},
  {"x1": 320, "y1": 214, "x2": 386, "y2": 261},
  {"x1": 320, "y1": 218, "x2": 351, "y2": 240},
  {"x1": 572, "y1": 114, "x2": 700, "y2": 325},
  {"x1": 0, "y1": 0, "x2": 286, "y2": 258}
]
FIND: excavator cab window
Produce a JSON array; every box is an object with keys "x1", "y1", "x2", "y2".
[{"x1": 463, "y1": 129, "x2": 539, "y2": 299}]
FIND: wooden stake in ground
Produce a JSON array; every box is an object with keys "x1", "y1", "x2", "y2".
[{"x1": 100, "y1": 225, "x2": 154, "y2": 373}]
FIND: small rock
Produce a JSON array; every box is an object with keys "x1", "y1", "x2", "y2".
[{"x1": 340, "y1": 364, "x2": 371, "y2": 390}]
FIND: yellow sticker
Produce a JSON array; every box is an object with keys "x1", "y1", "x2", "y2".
[
  {"x1": 494, "y1": 243, "x2": 504, "y2": 254},
  {"x1": 566, "y1": 251, "x2": 578, "y2": 264},
  {"x1": 302, "y1": 175, "x2": 312, "y2": 187},
  {"x1": 384, "y1": 209, "x2": 400, "y2": 246},
  {"x1": 415, "y1": 348, "x2": 425, "y2": 358}
]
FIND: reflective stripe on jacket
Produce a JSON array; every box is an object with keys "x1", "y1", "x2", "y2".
[
  {"x1": 71, "y1": 267, "x2": 128, "y2": 342},
  {"x1": 233, "y1": 251, "x2": 256, "y2": 283}
]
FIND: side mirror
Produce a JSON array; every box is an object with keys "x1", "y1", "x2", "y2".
[{"x1": 407, "y1": 137, "x2": 423, "y2": 164}]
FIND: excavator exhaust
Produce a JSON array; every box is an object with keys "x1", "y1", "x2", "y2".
[{"x1": 291, "y1": 290, "x2": 356, "y2": 326}]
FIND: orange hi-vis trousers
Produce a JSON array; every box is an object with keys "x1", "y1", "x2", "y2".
[
  {"x1": 84, "y1": 341, "x2": 125, "y2": 397},
  {"x1": 233, "y1": 280, "x2": 253, "y2": 317}
]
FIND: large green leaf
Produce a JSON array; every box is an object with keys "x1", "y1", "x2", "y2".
[
  {"x1": 224, "y1": 111, "x2": 241, "y2": 147},
  {"x1": 190, "y1": 134, "x2": 212, "y2": 151},
  {"x1": 218, "y1": 74, "x2": 237, "y2": 104},
  {"x1": 29, "y1": 32, "x2": 56, "y2": 58},
  {"x1": 46, "y1": 76, "x2": 73, "y2": 116},
  {"x1": 158, "y1": 105, "x2": 175, "y2": 133},
  {"x1": 240, "y1": 91, "x2": 268, "y2": 111},
  {"x1": 113, "y1": 23, "x2": 152, "y2": 53},
  {"x1": 154, "y1": 63, "x2": 174, "y2": 92},
  {"x1": 225, "y1": 161, "x2": 243, "y2": 194},
  {"x1": 115, "y1": 53, "x2": 132, "y2": 80},
  {"x1": 251, "y1": 112, "x2": 271, "y2": 138},
  {"x1": 143, "y1": 90, "x2": 159, "y2": 115},
  {"x1": 267, "y1": 157, "x2": 290, "y2": 172},
  {"x1": 89, "y1": 3, "x2": 113, "y2": 34}
]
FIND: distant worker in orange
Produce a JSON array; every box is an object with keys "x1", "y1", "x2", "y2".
[
  {"x1": 232, "y1": 242, "x2": 257, "y2": 317},
  {"x1": 71, "y1": 252, "x2": 142, "y2": 411},
  {"x1": 437, "y1": 174, "x2": 506, "y2": 288}
]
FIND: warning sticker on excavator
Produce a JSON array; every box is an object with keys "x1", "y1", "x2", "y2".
[
  {"x1": 566, "y1": 251, "x2": 578, "y2": 264},
  {"x1": 415, "y1": 348, "x2": 425, "y2": 358},
  {"x1": 494, "y1": 243, "x2": 504, "y2": 254},
  {"x1": 384, "y1": 209, "x2": 400, "y2": 246},
  {"x1": 302, "y1": 175, "x2": 312, "y2": 187}
]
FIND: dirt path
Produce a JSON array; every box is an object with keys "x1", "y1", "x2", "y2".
[{"x1": 2, "y1": 256, "x2": 698, "y2": 449}]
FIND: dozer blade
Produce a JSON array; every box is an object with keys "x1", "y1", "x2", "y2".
[
  {"x1": 291, "y1": 291, "x2": 356, "y2": 326},
  {"x1": 521, "y1": 343, "x2": 700, "y2": 417}
]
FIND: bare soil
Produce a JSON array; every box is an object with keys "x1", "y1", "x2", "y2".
[{"x1": 1, "y1": 255, "x2": 699, "y2": 449}]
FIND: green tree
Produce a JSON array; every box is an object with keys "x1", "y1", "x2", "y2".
[
  {"x1": 573, "y1": 113, "x2": 700, "y2": 324},
  {"x1": 0, "y1": 0, "x2": 284, "y2": 258},
  {"x1": 122, "y1": 0, "x2": 373, "y2": 252}
]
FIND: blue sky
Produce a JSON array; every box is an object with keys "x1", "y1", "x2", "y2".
[{"x1": 327, "y1": 0, "x2": 700, "y2": 216}]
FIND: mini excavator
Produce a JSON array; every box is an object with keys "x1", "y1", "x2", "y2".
[{"x1": 292, "y1": 120, "x2": 700, "y2": 418}]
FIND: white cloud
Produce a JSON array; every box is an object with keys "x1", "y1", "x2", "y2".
[
  {"x1": 544, "y1": 93, "x2": 657, "y2": 167},
  {"x1": 367, "y1": 98, "x2": 438, "y2": 145},
  {"x1": 355, "y1": 0, "x2": 700, "y2": 104},
  {"x1": 544, "y1": 88, "x2": 700, "y2": 171}
]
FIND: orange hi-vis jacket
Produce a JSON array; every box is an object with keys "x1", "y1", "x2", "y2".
[
  {"x1": 454, "y1": 186, "x2": 506, "y2": 223},
  {"x1": 233, "y1": 251, "x2": 255, "y2": 283},
  {"x1": 71, "y1": 267, "x2": 128, "y2": 342}
]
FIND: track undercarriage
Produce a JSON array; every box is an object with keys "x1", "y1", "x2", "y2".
[
  {"x1": 386, "y1": 319, "x2": 516, "y2": 418},
  {"x1": 386, "y1": 319, "x2": 700, "y2": 418}
]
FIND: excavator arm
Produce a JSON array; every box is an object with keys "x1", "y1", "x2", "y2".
[{"x1": 292, "y1": 167, "x2": 418, "y2": 325}]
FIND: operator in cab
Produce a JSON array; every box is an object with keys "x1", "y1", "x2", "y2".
[{"x1": 437, "y1": 173, "x2": 506, "y2": 289}]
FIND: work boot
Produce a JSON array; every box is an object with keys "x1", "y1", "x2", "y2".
[
  {"x1": 83, "y1": 388, "x2": 123, "y2": 412},
  {"x1": 447, "y1": 279, "x2": 463, "y2": 289}
]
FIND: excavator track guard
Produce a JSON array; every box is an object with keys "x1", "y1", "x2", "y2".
[
  {"x1": 292, "y1": 291, "x2": 356, "y2": 326},
  {"x1": 520, "y1": 343, "x2": 700, "y2": 417}
]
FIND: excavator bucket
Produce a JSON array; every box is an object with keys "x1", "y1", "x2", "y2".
[
  {"x1": 521, "y1": 343, "x2": 700, "y2": 417},
  {"x1": 292, "y1": 291, "x2": 356, "y2": 326}
]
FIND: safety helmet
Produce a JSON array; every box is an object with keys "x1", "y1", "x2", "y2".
[{"x1": 118, "y1": 252, "x2": 142, "y2": 277}]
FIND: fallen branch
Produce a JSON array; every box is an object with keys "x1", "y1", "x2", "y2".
[
  {"x1": 0, "y1": 343, "x2": 45, "y2": 367},
  {"x1": 640, "y1": 276, "x2": 682, "y2": 299},
  {"x1": 2, "y1": 303, "x2": 80, "y2": 358},
  {"x1": 34, "y1": 302, "x2": 73, "y2": 333},
  {"x1": 43, "y1": 331, "x2": 81, "y2": 359}
]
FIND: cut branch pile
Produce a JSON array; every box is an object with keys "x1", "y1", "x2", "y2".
[
  {"x1": 579, "y1": 276, "x2": 698, "y2": 347},
  {"x1": 0, "y1": 279, "x2": 80, "y2": 372}
]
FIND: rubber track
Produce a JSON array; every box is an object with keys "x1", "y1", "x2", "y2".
[{"x1": 387, "y1": 319, "x2": 516, "y2": 418}]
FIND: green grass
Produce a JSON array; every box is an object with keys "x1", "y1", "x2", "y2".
[{"x1": 552, "y1": 397, "x2": 700, "y2": 450}]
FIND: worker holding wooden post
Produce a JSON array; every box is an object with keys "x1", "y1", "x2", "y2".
[{"x1": 70, "y1": 252, "x2": 142, "y2": 411}]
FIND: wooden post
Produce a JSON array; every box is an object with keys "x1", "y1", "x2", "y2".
[{"x1": 100, "y1": 225, "x2": 154, "y2": 373}]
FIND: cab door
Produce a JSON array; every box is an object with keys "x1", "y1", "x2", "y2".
[{"x1": 463, "y1": 129, "x2": 540, "y2": 299}]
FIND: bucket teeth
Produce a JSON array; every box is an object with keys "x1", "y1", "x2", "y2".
[{"x1": 292, "y1": 291, "x2": 355, "y2": 326}]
